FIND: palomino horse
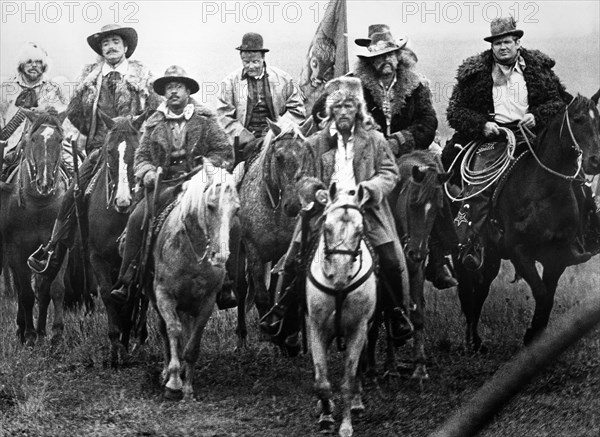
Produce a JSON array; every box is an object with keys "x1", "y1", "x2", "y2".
[
  {"x1": 87, "y1": 112, "x2": 145, "y2": 364},
  {"x1": 152, "y1": 162, "x2": 239, "y2": 400},
  {"x1": 453, "y1": 92, "x2": 600, "y2": 349},
  {"x1": 236, "y1": 119, "x2": 306, "y2": 345},
  {"x1": 0, "y1": 110, "x2": 68, "y2": 345},
  {"x1": 305, "y1": 182, "x2": 377, "y2": 437},
  {"x1": 370, "y1": 150, "x2": 451, "y2": 382}
]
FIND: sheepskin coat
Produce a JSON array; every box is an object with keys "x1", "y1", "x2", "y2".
[
  {"x1": 447, "y1": 47, "x2": 570, "y2": 141},
  {"x1": 67, "y1": 59, "x2": 161, "y2": 149},
  {"x1": 134, "y1": 100, "x2": 233, "y2": 181},
  {"x1": 299, "y1": 123, "x2": 399, "y2": 246}
]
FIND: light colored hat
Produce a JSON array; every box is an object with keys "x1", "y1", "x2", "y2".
[
  {"x1": 87, "y1": 24, "x2": 138, "y2": 58},
  {"x1": 484, "y1": 17, "x2": 524, "y2": 42},
  {"x1": 17, "y1": 42, "x2": 49, "y2": 70},
  {"x1": 325, "y1": 77, "x2": 365, "y2": 104},
  {"x1": 357, "y1": 31, "x2": 407, "y2": 59},
  {"x1": 153, "y1": 65, "x2": 200, "y2": 96}
]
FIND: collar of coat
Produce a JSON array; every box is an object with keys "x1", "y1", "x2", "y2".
[
  {"x1": 455, "y1": 47, "x2": 556, "y2": 80},
  {"x1": 77, "y1": 59, "x2": 152, "y2": 93},
  {"x1": 319, "y1": 121, "x2": 370, "y2": 150},
  {"x1": 353, "y1": 47, "x2": 423, "y2": 115},
  {"x1": 145, "y1": 98, "x2": 216, "y2": 129}
]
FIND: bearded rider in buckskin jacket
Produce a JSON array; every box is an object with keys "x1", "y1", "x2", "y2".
[{"x1": 444, "y1": 16, "x2": 599, "y2": 270}]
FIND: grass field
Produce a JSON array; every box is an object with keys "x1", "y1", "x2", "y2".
[{"x1": 1, "y1": 257, "x2": 599, "y2": 436}]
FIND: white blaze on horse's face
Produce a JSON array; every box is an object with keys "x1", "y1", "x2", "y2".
[
  {"x1": 39, "y1": 126, "x2": 54, "y2": 186},
  {"x1": 115, "y1": 141, "x2": 132, "y2": 208}
]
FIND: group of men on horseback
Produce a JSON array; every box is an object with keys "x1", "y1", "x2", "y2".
[{"x1": 1, "y1": 16, "x2": 598, "y2": 349}]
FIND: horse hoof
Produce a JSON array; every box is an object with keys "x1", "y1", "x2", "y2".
[
  {"x1": 350, "y1": 401, "x2": 365, "y2": 416},
  {"x1": 411, "y1": 368, "x2": 430, "y2": 382},
  {"x1": 338, "y1": 423, "x2": 353, "y2": 437},
  {"x1": 319, "y1": 414, "x2": 335, "y2": 434},
  {"x1": 164, "y1": 387, "x2": 183, "y2": 401}
]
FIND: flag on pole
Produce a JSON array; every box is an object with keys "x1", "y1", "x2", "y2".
[{"x1": 299, "y1": 0, "x2": 348, "y2": 114}]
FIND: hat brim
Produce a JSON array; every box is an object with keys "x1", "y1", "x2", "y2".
[
  {"x1": 153, "y1": 76, "x2": 200, "y2": 96},
  {"x1": 354, "y1": 38, "x2": 371, "y2": 47},
  {"x1": 357, "y1": 39, "x2": 407, "y2": 59},
  {"x1": 484, "y1": 30, "x2": 524, "y2": 42},
  {"x1": 87, "y1": 27, "x2": 138, "y2": 58},
  {"x1": 235, "y1": 46, "x2": 269, "y2": 52}
]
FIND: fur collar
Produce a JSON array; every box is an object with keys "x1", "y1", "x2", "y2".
[
  {"x1": 353, "y1": 47, "x2": 423, "y2": 115},
  {"x1": 77, "y1": 59, "x2": 152, "y2": 94},
  {"x1": 456, "y1": 47, "x2": 556, "y2": 80},
  {"x1": 146, "y1": 98, "x2": 215, "y2": 128}
]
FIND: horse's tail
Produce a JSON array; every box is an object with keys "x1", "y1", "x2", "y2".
[{"x1": 335, "y1": 290, "x2": 346, "y2": 351}]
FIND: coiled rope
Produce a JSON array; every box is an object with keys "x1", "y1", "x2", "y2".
[{"x1": 444, "y1": 127, "x2": 517, "y2": 202}]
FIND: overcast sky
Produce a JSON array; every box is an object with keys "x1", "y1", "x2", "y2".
[{"x1": 1, "y1": 1, "x2": 598, "y2": 116}]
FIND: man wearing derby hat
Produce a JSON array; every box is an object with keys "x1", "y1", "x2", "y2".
[
  {"x1": 443, "y1": 17, "x2": 594, "y2": 271},
  {"x1": 28, "y1": 24, "x2": 161, "y2": 278},
  {"x1": 216, "y1": 32, "x2": 305, "y2": 163},
  {"x1": 110, "y1": 65, "x2": 236, "y2": 305},
  {"x1": 314, "y1": 25, "x2": 458, "y2": 290}
]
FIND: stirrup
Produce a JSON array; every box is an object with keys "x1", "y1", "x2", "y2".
[{"x1": 27, "y1": 244, "x2": 54, "y2": 274}]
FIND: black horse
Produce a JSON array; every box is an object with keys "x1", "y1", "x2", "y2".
[{"x1": 453, "y1": 92, "x2": 600, "y2": 349}]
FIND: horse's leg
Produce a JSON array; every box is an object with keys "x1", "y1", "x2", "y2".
[
  {"x1": 181, "y1": 292, "x2": 217, "y2": 401},
  {"x1": 235, "y1": 243, "x2": 249, "y2": 350},
  {"x1": 246, "y1": 244, "x2": 270, "y2": 318},
  {"x1": 340, "y1": 321, "x2": 369, "y2": 437},
  {"x1": 408, "y1": 262, "x2": 429, "y2": 383},
  {"x1": 49, "y1": 275, "x2": 65, "y2": 344},
  {"x1": 307, "y1": 316, "x2": 335, "y2": 433},
  {"x1": 12, "y1": 264, "x2": 37, "y2": 346},
  {"x1": 36, "y1": 275, "x2": 52, "y2": 339},
  {"x1": 365, "y1": 307, "x2": 380, "y2": 384},
  {"x1": 155, "y1": 284, "x2": 183, "y2": 400}
]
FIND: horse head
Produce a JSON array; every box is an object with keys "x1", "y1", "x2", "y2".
[
  {"x1": 180, "y1": 161, "x2": 240, "y2": 267},
  {"x1": 560, "y1": 93, "x2": 600, "y2": 175},
  {"x1": 21, "y1": 109, "x2": 64, "y2": 196},
  {"x1": 262, "y1": 118, "x2": 305, "y2": 217},
  {"x1": 98, "y1": 110, "x2": 146, "y2": 213},
  {"x1": 319, "y1": 182, "x2": 368, "y2": 290},
  {"x1": 396, "y1": 151, "x2": 451, "y2": 264}
]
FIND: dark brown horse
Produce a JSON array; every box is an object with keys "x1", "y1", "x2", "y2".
[
  {"x1": 454, "y1": 92, "x2": 600, "y2": 349},
  {"x1": 236, "y1": 119, "x2": 306, "y2": 346},
  {"x1": 367, "y1": 150, "x2": 451, "y2": 381},
  {"x1": 0, "y1": 111, "x2": 68, "y2": 345},
  {"x1": 86, "y1": 113, "x2": 144, "y2": 364}
]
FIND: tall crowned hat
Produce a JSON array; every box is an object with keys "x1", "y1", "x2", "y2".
[
  {"x1": 484, "y1": 16, "x2": 524, "y2": 42},
  {"x1": 355, "y1": 24, "x2": 390, "y2": 47},
  {"x1": 87, "y1": 24, "x2": 138, "y2": 58},
  {"x1": 153, "y1": 65, "x2": 200, "y2": 96},
  {"x1": 236, "y1": 32, "x2": 269, "y2": 52},
  {"x1": 357, "y1": 31, "x2": 407, "y2": 59}
]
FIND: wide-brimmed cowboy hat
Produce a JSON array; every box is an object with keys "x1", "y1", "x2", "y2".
[
  {"x1": 153, "y1": 65, "x2": 199, "y2": 96},
  {"x1": 484, "y1": 16, "x2": 524, "y2": 42},
  {"x1": 236, "y1": 32, "x2": 269, "y2": 52},
  {"x1": 357, "y1": 31, "x2": 407, "y2": 59},
  {"x1": 355, "y1": 24, "x2": 390, "y2": 47},
  {"x1": 87, "y1": 24, "x2": 138, "y2": 58}
]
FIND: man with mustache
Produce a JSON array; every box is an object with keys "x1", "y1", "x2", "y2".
[
  {"x1": 109, "y1": 66, "x2": 235, "y2": 305},
  {"x1": 28, "y1": 24, "x2": 160, "y2": 278},
  {"x1": 0, "y1": 42, "x2": 69, "y2": 178},
  {"x1": 444, "y1": 17, "x2": 598, "y2": 270},
  {"x1": 216, "y1": 32, "x2": 305, "y2": 163}
]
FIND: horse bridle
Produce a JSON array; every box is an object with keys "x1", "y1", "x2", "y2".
[{"x1": 24, "y1": 123, "x2": 62, "y2": 194}]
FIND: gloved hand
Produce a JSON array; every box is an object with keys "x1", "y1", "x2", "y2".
[{"x1": 143, "y1": 170, "x2": 157, "y2": 187}]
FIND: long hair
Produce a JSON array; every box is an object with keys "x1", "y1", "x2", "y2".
[{"x1": 321, "y1": 89, "x2": 375, "y2": 130}]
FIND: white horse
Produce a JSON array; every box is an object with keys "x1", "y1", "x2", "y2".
[
  {"x1": 151, "y1": 161, "x2": 240, "y2": 401},
  {"x1": 305, "y1": 182, "x2": 377, "y2": 437}
]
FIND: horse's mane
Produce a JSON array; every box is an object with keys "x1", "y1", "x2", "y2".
[
  {"x1": 398, "y1": 150, "x2": 443, "y2": 207},
  {"x1": 29, "y1": 113, "x2": 63, "y2": 137},
  {"x1": 178, "y1": 166, "x2": 210, "y2": 225},
  {"x1": 260, "y1": 121, "x2": 306, "y2": 159}
]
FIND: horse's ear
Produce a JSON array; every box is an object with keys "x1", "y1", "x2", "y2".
[
  {"x1": 328, "y1": 181, "x2": 338, "y2": 202},
  {"x1": 591, "y1": 88, "x2": 600, "y2": 106},
  {"x1": 266, "y1": 118, "x2": 282, "y2": 137},
  {"x1": 438, "y1": 171, "x2": 452, "y2": 184},
  {"x1": 299, "y1": 117, "x2": 316, "y2": 137},
  {"x1": 412, "y1": 165, "x2": 426, "y2": 183},
  {"x1": 132, "y1": 109, "x2": 149, "y2": 131},
  {"x1": 356, "y1": 184, "x2": 371, "y2": 208},
  {"x1": 98, "y1": 110, "x2": 115, "y2": 130},
  {"x1": 57, "y1": 111, "x2": 68, "y2": 124}
]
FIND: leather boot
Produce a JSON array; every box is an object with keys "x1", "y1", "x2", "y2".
[
  {"x1": 216, "y1": 274, "x2": 238, "y2": 310},
  {"x1": 389, "y1": 306, "x2": 414, "y2": 346},
  {"x1": 425, "y1": 242, "x2": 458, "y2": 289},
  {"x1": 110, "y1": 262, "x2": 137, "y2": 304}
]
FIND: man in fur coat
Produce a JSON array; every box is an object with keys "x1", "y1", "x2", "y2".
[
  {"x1": 444, "y1": 17, "x2": 593, "y2": 270},
  {"x1": 216, "y1": 32, "x2": 305, "y2": 162},
  {"x1": 28, "y1": 24, "x2": 160, "y2": 277},
  {"x1": 344, "y1": 26, "x2": 459, "y2": 290},
  {"x1": 110, "y1": 66, "x2": 236, "y2": 306}
]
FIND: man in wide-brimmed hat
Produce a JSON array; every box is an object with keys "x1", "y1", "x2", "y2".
[
  {"x1": 444, "y1": 17, "x2": 592, "y2": 271},
  {"x1": 110, "y1": 65, "x2": 237, "y2": 307},
  {"x1": 28, "y1": 24, "x2": 161, "y2": 278},
  {"x1": 260, "y1": 76, "x2": 414, "y2": 347},
  {"x1": 216, "y1": 32, "x2": 305, "y2": 163},
  {"x1": 313, "y1": 25, "x2": 458, "y2": 290},
  {"x1": 0, "y1": 42, "x2": 70, "y2": 179}
]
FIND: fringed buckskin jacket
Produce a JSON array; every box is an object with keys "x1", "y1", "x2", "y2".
[
  {"x1": 67, "y1": 59, "x2": 161, "y2": 150},
  {"x1": 351, "y1": 48, "x2": 437, "y2": 154},
  {"x1": 134, "y1": 100, "x2": 233, "y2": 181},
  {"x1": 447, "y1": 47, "x2": 570, "y2": 142},
  {"x1": 298, "y1": 123, "x2": 399, "y2": 247}
]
